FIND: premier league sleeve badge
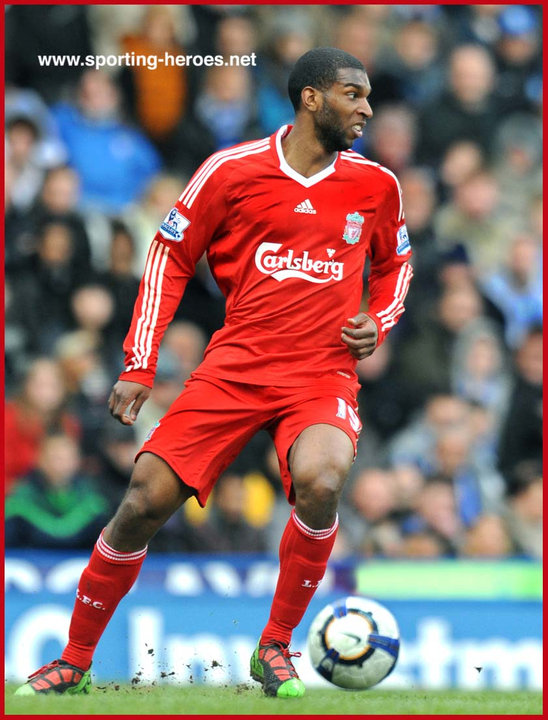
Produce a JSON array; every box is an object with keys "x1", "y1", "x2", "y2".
[{"x1": 159, "y1": 207, "x2": 191, "y2": 242}]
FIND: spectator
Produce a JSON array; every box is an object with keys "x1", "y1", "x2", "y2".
[
  {"x1": 466, "y1": 401, "x2": 506, "y2": 509},
  {"x1": 188, "y1": 5, "x2": 254, "y2": 57},
  {"x1": 88, "y1": 5, "x2": 196, "y2": 59},
  {"x1": 95, "y1": 422, "x2": 141, "y2": 507},
  {"x1": 438, "y1": 139, "x2": 485, "y2": 202},
  {"x1": 4, "y1": 358, "x2": 80, "y2": 494},
  {"x1": 256, "y1": 14, "x2": 314, "y2": 135},
  {"x1": 5, "y1": 433, "x2": 109, "y2": 550},
  {"x1": 5, "y1": 5, "x2": 93, "y2": 103},
  {"x1": 69, "y1": 284, "x2": 119, "y2": 375},
  {"x1": 480, "y1": 233, "x2": 543, "y2": 349},
  {"x1": 194, "y1": 65, "x2": 259, "y2": 150},
  {"x1": 460, "y1": 514, "x2": 513, "y2": 558},
  {"x1": 394, "y1": 283, "x2": 484, "y2": 407},
  {"x1": 367, "y1": 104, "x2": 417, "y2": 175},
  {"x1": 400, "y1": 530, "x2": 449, "y2": 558},
  {"x1": 53, "y1": 70, "x2": 161, "y2": 213},
  {"x1": 493, "y1": 114, "x2": 542, "y2": 224},
  {"x1": 451, "y1": 321, "x2": 511, "y2": 416},
  {"x1": 372, "y1": 19, "x2": 444, "y2": 108},
  {"x1": 430, "y1": 427, "x2": 484, "y2": 526},
  {"x1": 5, "y1": 279, "x2": 29, "y2": 392},
  {"x1": 528, "y1": 193, "x2": 542, "y2": 241},
  {"x1": 153, "y1": 471, "x2": 269, "y2": 553},
  {"x1": 96, "y1": 221, "x2": 141, "y2": 350},
  {"x1": 435, "y1": 245, "x2": 506, "y2": 334},
  {"x1": 6, "y1": 166, "x2": 92, "y2": 285},
  {"x1": 9, "y1": 221, "x2": 84, "y2": 354},
  {"x1": 388, "y1": 394, "x2": 474, "y2": 482},
  {"x1": 434, "y1": 169, "x2": 512, "y2": 276},
  {"x1": 5, "y1": 86, "x2": 67, "y2": 165},
  {"x1": 121, "y1": 6, "x2": 188, "y2": 159},
  {"x1": 494, "y1": 5, "x2": 542, "y2": 115},
  {"x1": 5, "y1": 116, "x2": 48, "y2": 212},
  {"x1": 355, "y1": 339, "x2": 412, "y2": 443},
  {"x1": 332, "y1": 8, "x2": 381, "y2": 74},
  {"x1": 503, "y1": 461, "x2": 542, "y2": 559},
  {"x1": 398, "y1": 167, "x2": 437, "y2": 251},
  {"x1": 123, "y1": 173, "x2": 185, "y2": 273},
  {"x1": 444, "y1": 5, "x2": 504, "y2": 48},
  {"x1": 219, "y1": 12, "x2": 257, "y2": 46},
  {"x1": 54, "y1": 330, "x2": 112, "y2": 464},
  {"x1": 401, "y1": 479, "x2": 462, "y2": 554},
  {"x1": 498, "y1": 326, "x2": 543, "y2": 485},
  {"x1": 417, "y1": 44, "x2": 500, "y2": 167},
  {"x1": 395, "y1": 167, "x2": 438, "y2": 321},
  {"x1": 171, "y1": 61, "x2": 260, "y2": 174},
  {"x1": 343, "y1": 469, "x2": 402, "y2": 557},
  {"x1": 214, "y1": 12, "x2": 260, "y2": 72}
]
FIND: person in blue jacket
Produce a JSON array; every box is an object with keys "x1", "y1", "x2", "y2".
[{"x1": 53, "y1": 70, "x2": 161, "y2": 214}]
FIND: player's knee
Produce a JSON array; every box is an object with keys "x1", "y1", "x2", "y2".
[
  {"x1": 293, "y1": 453, "x2": 348, "y2": 496},
  {"x1": 113, "y1": 455, "x2": 188, "y2": 532},
  {"x1": 293, "y1": 460, "x2": 348, "y2": 527},
  {"x1": 120, "y1": 481, "x2": 162, "y2": 524}
]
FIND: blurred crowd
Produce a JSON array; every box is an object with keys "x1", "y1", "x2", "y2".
[{"x1": 5, "y1": 5, "x2": 542, "y2": 560}]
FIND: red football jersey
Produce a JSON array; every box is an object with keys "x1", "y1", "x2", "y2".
[{"x1": 120, "y1": 125, "x2": 413, "y2": 389}]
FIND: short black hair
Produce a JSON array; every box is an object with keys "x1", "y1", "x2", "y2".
[
  {"x1": 6, "y1": 114, "x2": 41, "y2": 139},
  {"x1": 288, "y1": 47, "x2": 366, "y2": 111}
]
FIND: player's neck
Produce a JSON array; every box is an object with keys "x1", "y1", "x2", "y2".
[{"x1": 281, "y1": 123, "x2": 337, "y2": 178}]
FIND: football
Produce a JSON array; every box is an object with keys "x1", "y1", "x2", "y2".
[{"x1": 307, "y1": 595, "x2": 400, "y2": 690}]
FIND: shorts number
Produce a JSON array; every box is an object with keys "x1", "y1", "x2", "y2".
[{"x1": 336, "y1": 398, "x2": 362, "y2": 433}]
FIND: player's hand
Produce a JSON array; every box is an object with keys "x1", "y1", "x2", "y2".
[
  {"x1": 341, "y1": 313, "x2": 379, "y2": 360},
  {"x1": 108, "y1": 380, "x2": 151, "y2": 425}
]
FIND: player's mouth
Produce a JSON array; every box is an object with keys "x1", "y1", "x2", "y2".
[{"x1": 351, "y1": 123, "x2": 365, "y2": 139}]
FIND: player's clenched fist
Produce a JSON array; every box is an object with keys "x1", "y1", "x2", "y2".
[
  {"x1": 108, "y1": 380, "x2": 151, "y2": 425},
  {"x1": 341, "y1": 312, "x2": 379, "y2": 359}
]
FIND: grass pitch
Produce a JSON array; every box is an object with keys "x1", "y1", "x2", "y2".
[{"x1": 5, "y1": 683, "x2": 543, "y2": 716}]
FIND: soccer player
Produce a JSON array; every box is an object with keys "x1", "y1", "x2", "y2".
[{"x1": 16, "y1": 47, "x2": 412, "y2": 699}]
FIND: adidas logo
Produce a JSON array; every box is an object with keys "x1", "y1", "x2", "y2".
[{"x1": 294, "y1": 199, "x2": 317, "y2": 214}]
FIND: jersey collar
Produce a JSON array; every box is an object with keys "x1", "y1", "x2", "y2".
[{"x1": 273, "y1": 125, "x2": 338, "y2": 187}]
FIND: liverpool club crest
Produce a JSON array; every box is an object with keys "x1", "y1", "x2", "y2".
[{"x1": 343, "y1": 212, "x2": 364, "y2": 244}]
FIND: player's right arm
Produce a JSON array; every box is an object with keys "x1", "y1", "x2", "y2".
[{"x1": 109, "y1": 160, "x2": 228, "y2": 424}]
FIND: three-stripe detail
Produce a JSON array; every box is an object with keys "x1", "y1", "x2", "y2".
[
  {"x1": 126, "y1": 240, "x2": 170, "y2": 372},
  {"x1": 375, "y1": 261, "x2": 413, "y2": 332}
]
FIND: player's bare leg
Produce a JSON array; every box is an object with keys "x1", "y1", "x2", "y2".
[
  {"x1": 251, "y1": 424, "x2": 353, "y2": 698},
  {"x1": 104, "y1": 452, "x2": 195, "y2": 551},
  {"x1": 15, "y1": 453, "x2": 194, "y2": 695},
  {"x1": 289, "y1": 423, "x2": 353, "y2": 528}
]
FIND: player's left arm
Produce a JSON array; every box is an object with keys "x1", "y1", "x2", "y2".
[{"x1": 342, "y1": 172, "x2": 413, "y2": 359}]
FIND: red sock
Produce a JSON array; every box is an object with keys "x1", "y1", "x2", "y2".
[
  {"x1": 61, "y1": 530, "x2": 147, "y2": 670},
  {"x1": 261, "y1": 509, "x2": 338, "y2": 646}
]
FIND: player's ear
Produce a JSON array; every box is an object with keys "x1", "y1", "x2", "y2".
[{"x1": 301, "y1": 86, "x2": 322, "y2": 113}]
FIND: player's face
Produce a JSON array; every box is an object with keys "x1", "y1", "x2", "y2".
[{"x1": 314, "y1": 69, "x2": 373, "y2": 153}]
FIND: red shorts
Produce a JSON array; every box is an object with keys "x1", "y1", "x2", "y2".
[{"x1": 137, "y1": 375, "x2": 361, "y2": 506}]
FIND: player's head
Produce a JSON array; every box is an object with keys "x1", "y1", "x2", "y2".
[{"x1": 288, "y1": 47, "x2": 372, "y2": 152}]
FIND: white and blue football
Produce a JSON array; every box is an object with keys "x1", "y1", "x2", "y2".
[{"x1": 307, "y1": 595, "x2": 400, "y2": 690}]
